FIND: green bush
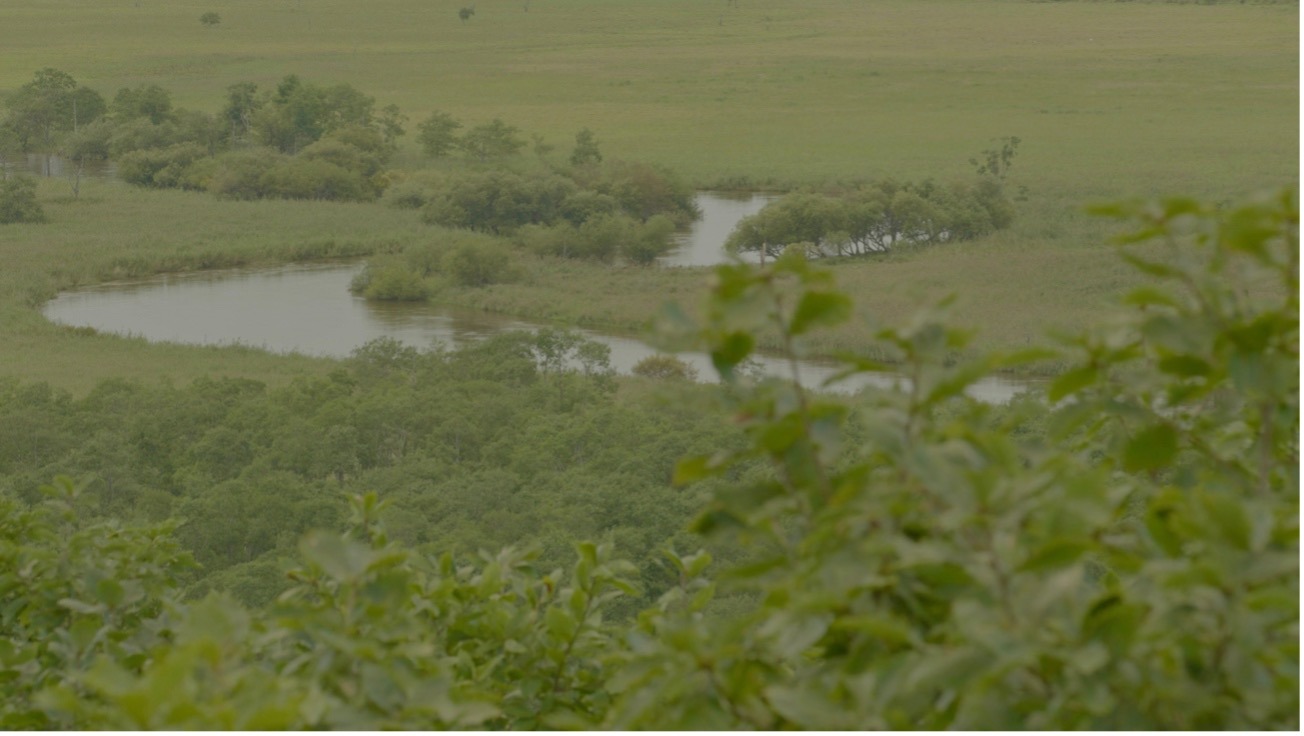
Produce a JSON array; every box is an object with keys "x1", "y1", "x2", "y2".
[
  {"x1": 0, "y1": 176, "x2": 45, "y2": 224},
  {"x1": 355, "y1": 262, "x2": 429, "y2": 301},
  {"x1": 257, "y1": 157, "x2": 374, "y2": 202},
  {"x1": 115, "y1": 142, "x2": 208, "y2": 188},
  {"x1": 205, "y1": 148, "x2": 287, "y2": 200},
  {"x1": 447, "y1": 240, "x2": 514, "y2": 287},
  {"x1": 631, "y1": 354, "x2": 698, "y2": 381}
]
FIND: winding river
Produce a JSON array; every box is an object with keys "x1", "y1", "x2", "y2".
[{"x1": 41, "y1": 193, "x2": 1040, "y2": 403}]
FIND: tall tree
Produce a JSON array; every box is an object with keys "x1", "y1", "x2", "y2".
[{"x1": 415, "y1": 110, "x2": 462, "y2": 157}]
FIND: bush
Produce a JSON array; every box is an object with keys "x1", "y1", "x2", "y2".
[
  {"x1": 258, "y1": 158, "x2": 375, "y2": 202},
  {"x1": 447, "y1": 240, "x2": 513, "y2": 287},
  {"x1": 623, "y1": 214, "x2": 677, "y2": 264},
  {"x1": 355, "y1": 262, "x2": 429, "y2": 301},
  {"x1": 116, "y1": 143, "x2": 208, "y2": 188},
  {"x1": 0, "y1": 176, "x2": 44, "y2": 224},
  {"x1": 422, "y1": 170, "x2": 575, "y2": 234},
  {"x1": 206, "y1": 148, "x2": 287, "y2": 200},
  {"x1": 631, "y1": 354, "x2": 698, "y2": 381}
]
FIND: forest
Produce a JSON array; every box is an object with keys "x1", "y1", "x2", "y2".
[{"x1": 0, "y1": 0, "x2": 1297, "y2": 730}]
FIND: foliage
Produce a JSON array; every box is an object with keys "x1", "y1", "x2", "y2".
[
  {"x1": 970, "y1": 135, "x2": 1021, "y2": 180},
  {"x1": 200, "y1": 12, "x2": 221, "y2": 27},
  {"x1": 727, "y1": 177, "x2": 1016, "y2": 260},
  {"x1": 1, "y1": 68, "x2": 106, "y2": 152},
  {"x1": 0, "y1": 190, "x2": 1296, "y2": 729},
  {"x1": 459, "y1": 118, "x2": 526, "y2": 161},
  {"x1": 0, "y1": 175, "x2": 44, "y2": 223},
  {"x1": 423, "y1": 170, "x2": 575, "y2": 234},
  {"x1": 631, "y1": 354, "x2": 698, "y2": 382},
  {"x1": 570, "y1": 128, "x2": 602, "y2": 167},
  {"x1": 447, "y1": 240, "x2": 515, "y2": 287},
  {"x1": 416, "y1": 111, "x2": 463, "y2": 158},
  {"x1": 111, "y1": 85, "x2": 174, "y2": 125}
]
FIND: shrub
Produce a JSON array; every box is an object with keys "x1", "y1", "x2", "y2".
[
  {"x1": 447, "y1": 240, "x2": 513, "y2": 287},
  {"x1": 206, "y1": 148, "x2": 287, "y2": 200},
  {"x1": 0, "y1": 176, "x2": 44, "y2": 224},
  {"x1": 258, "y1": 158, "x2": 375, "y2": 202},
  {"x1": 623, "y1": 214, "x2": 677, "y2": 264},
  {"x1": 116, "y1": 143, "x2": 208, "y2": 188},
  {"x1": 357, "y1": 262, "x2": 428, "y2": 301},
  {"x1": 631, "y1": 354, "x2": 698, "y2": 381}
]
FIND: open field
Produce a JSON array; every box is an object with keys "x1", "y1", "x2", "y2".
[
  {"x1": 1, "y1": 0, "x2": 1295, "y2": 192},
  {"x1": 0, "y1": 0, "x2": 1296, "y2": 390}
]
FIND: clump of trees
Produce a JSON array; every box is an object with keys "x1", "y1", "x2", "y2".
[
  {"x1": 1, "y1": 70, "x2": 404, "y2": 203},
  {"x1": 726, "y1": 177, "x2": 1015, "y2": 261}
]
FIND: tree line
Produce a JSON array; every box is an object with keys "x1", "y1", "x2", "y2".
[{"x1": 0, "y1": 68, "x2": 620, "y2": 209}]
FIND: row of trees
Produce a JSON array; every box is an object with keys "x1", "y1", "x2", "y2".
[
  {"x1": 0, "y1": 191, "x2": 1295, "y2": 729},
  {"x1": 726, "y1": 177, "x2": 1015, "y2": 261},
  {"x1": 416, "y1": 110, "x2": 603, "y2": 167}
]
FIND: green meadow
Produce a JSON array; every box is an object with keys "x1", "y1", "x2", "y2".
[{"x1": 0, "y1": 0, "x2": 1296, "y2": 389}]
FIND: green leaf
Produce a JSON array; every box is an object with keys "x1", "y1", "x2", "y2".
[
  {"x1": 1122, "y1": 424, "x2": 1178, "y2": 473},
  {"x1": 1018, "y1": 538, "x2": 1094, "y2": 572},
  {"x1": 1048, "y1": 364, "x2": 1097, "y2": 402},
  {"x1": 300, "y1": 530, "x2": 377, "y2": 582},
  {"x1": 545, "y1": 605, "x2": 577, "y2": 641},
  {"x1": 709, "y1": 331, "x2": 755, "y2": 378},
  {"x1": 1156, "y1": 355, "x2": 1212, "y2": 377},
  {"x1": 671, "y1": 452, "x2": 730, "y2": 485},
  {"x1": 789, "y1": 291, "x2": 852, "y2": 336},
  {"x1": 1122, "y1": 286, "x2": 1179, "y2": 308}
]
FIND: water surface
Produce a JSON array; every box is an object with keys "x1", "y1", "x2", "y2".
[
  {"x1": 44, "y1": 263, "x2": 1038, "y2": 403},
  {"x1": 660, "y1": 192, "x2": 776, "y2": 267}
]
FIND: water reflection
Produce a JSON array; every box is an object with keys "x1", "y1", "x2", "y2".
[
  {"x1": 44, "y1": 262, "x2": 1038, "y2": 403},
  {"x1": 660, "y1": 192, "x2": 776, "y2": 267},
  {"x1": 5, "y1": 153, "x2": 116, "y2": 179}
]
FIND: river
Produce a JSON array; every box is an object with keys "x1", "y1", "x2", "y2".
[{"x1": 42, "y1": 261, "x2": 1038, "y2": 403}]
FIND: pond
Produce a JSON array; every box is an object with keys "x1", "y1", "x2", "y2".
[{"x1": 43, "y1": 262, "x2": 1039, "y2": 403}]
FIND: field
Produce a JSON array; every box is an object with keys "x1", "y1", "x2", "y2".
[{"x1": 0, "y1": 0, "x2": 1297, "y2": 389}]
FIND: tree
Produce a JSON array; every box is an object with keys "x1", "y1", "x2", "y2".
[
  {"x1": 222, "y1": 82, "x2": 261, "y2": 145},
  {"x1": 377, "y1": 104, "x2": 407, "y2": 147},
  {"x1": 3, "y1": 69, "x2": 104, "y2": 154},
  {"x1": 415, "y1": 110, "x2": 462, "y2": 157},
  {"x1": 200, "y1": 11, "x2": 221, "y2": 27},
  {"x1": 111, "y1": 84, "x2": 174, "y2": 125},
  {"x1": 458, "y1": 6, "x2": 475, "y2": 22},
  {"x1": 970, "y1": 135, "x2": 1020, "y2": 180},
  {"x1": 58, "y1": 119, "x2": 112, "y2": 199},
  {"x1": 0, "y1": 175, "x2": 45, "y2": 223},
  {"x1": 459, "y1": 118, "x2": 525, "y2": 161},
  {"x1": 569, "y1": 127, "x2": 602, "y2": 167},
  {"x1": 252, "y1": 76, "x2": 376, "y2": 154}
]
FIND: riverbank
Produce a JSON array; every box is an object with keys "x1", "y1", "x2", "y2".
[{"x1": 0, "y1": 176, "x2": 1255, "y2": 394}]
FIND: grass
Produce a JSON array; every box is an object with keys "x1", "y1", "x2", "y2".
[{"x1": 0, "y1": 0, "x2": 1295, "y2": 390}]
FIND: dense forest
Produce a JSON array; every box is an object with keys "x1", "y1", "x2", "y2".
[{"x1": 0, "y1": 0, "x2": 1296, "y2": 730}]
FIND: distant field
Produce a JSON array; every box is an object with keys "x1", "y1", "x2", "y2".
[
  {"x1": 0, "y1": 0, "x2": 1295, "y2": 194},
  {"x1": 0, "y1": 0, "x2": 1296, "y2": 390}
]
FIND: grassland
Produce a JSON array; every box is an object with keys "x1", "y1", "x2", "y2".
[{"x1": 0, "y1": 0, "x2": 1296, "y2": 390}]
